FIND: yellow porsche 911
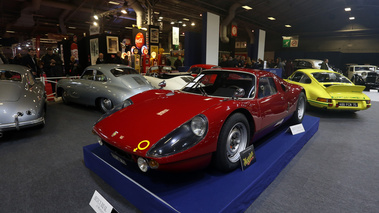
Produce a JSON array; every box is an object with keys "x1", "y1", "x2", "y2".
[{"x1": 285, "y1": 69, "x2": 371, "y2": 111}]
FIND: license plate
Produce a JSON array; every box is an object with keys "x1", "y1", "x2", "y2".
[
  {"x1": 339, "y1": 102, "x2": 358, "y2": 107},
  {"x1": 111, "y1": 152, "x2": 127, "y2": 165}
]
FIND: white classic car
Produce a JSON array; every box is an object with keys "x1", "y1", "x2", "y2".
[{"x1": 144, "y1": 66, "x2": 194, "y2": 90}]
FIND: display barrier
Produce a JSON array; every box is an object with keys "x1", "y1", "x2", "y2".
[
  {"x1": 83, "y1": 115, "x2": 319, "y2": 213},
  {"x1": 264, "y1": 68, "x2": 282, "y2": 78}
]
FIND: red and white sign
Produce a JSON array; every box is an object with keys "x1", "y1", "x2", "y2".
[
  {"x1": 231, "y1": 25, "x2": 238, "y2": 37},
  {"x1": 135, "y1": 33, "x2": 145, "y2": 49}
]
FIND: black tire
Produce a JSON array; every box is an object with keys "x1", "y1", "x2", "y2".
[
  {"x1": 61, "y1": 89, "x2": 69, "y2": 104},
  {"x1": 98, "y1": 98, "x2": 113, "y2": 113},
  {"x1": 214, "y1": 113, "x2": 250, "y2": 172},
  {"x1": 291, "y1": 92, "x2": 306, "y2": 124}
]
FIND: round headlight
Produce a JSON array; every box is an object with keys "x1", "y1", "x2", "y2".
[
  {"x1": 191, "y1": 115, "x2": 207, "y2": 136},
  {"x1": 137, "y1": 157, "x2": 149, "y2": 172}
]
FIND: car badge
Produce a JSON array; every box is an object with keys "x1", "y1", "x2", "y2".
[{"x1": 111, "y1": 131, "x2": 119, "y2": 137}]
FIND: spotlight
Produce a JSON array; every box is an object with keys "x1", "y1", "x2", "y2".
[
  {"x1": 191, "y1": 22, "x2": 195, "y2": 26},
  {"x1": 121, "y1": 9, "x2": 127, "y2": 14},
  {"x1": 93, "y1": 21, "x2": 98, "y2": 26},
  {"x1": 94, "y1": 15, "x2": 99, "y2": 20}
]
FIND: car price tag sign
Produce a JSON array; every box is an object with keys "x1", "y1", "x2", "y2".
[
  {"x1": 239, "y1": 144, "x2": 256, "y2": 171},
  {"x1": 89, "y1": 190, "x2": 118, "y2": 213},
  {"x1": 289, "y1": 123, "x2": 305, "y2": 135}
]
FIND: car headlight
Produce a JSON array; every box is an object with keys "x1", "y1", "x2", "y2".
[
  {"x1": 146, "y1": 114, "x2": 208, "y2": 158},
  {"x1": 96, "y1": 99, "x2": 133, "y2": 123}
]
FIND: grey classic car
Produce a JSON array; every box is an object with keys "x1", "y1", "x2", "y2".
[
  {"x1": 56, "y1": 64, "x2": 153, "y2": 112},
  {"x1": 0, "y1": 64, "x2": 46, "y2": 136}
]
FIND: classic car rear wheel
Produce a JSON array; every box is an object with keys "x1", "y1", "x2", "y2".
[
  {"x1": 62, "y1": 89, "x2": 69, "y2": 104},
  {"x1": 291, "y1": 92, "x2": 306, "y2": 124},
  {"x1": 99, "y1": 98, "x2": 113, "y2": 113},
  {"x1": 215, "y1": 113, "x2": 250, "y2": 172}
]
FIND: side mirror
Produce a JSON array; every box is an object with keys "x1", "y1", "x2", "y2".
[
  {"x1": 233, "y1": 87, "x2": 245, "y2": 99},
  {"x1": 158, "y1": 80, "x2": 166, "y2": 89}
]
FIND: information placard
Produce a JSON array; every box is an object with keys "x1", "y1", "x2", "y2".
[
  {"x1": 289, "y1": 123, "x2": 305, "y2": 135},
  {"x1": 239, "y1": 145, "x2": 256, "y2": 171},
  {"x1": 89, "y1": 190, "x2": 118, "y2": 213}
]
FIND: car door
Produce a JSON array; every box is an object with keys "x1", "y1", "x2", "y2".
[
  {"x1": 70, "y1": 69, "x2": 95, "y2": 105},
  {"x1": 257, "y1": 76, "x2": 287, "y2": 130},
  {"x1": 90, "y1": 70, "x2": 109, "y2": 101}
]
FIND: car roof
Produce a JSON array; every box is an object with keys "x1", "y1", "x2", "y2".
[
  {"x1": 296, "y1": 68, "x2": 340, "y2": 75},
  {"x1": 85, "y1": 64, "x2": 134, "y2": 71},
  {"x1": 0, "y1": 64, "x2": 30, "y2": 74},
  {"x1": 203, "y1": 67, "x2": 275, "y2": 77}
]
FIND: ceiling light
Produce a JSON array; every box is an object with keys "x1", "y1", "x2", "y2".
[
  {"x1": 183, "y1": 23, "x2": 186, "y2": 27},
  {"x1": 94, "y1": 15, "x2": 99, "y2": 20},
  {"x1": 183, "y1": 18, "x2": 190, "y2": 21},
  {"x1": 17, "y1": 47, "x2": 22, "y2": 50},
  {"x1": 108, "y1": 1, "x2": 120, "y2": 5},
  {"x1": 200, "y1": 14, "x2": 202, "y2": 17},
  {"x1": 349, "y1": 17, "x2": 355, "y2": 20},
  {"x1": 191, "y1": 22, "x2": 195, "y2": 26},
  {"x1": 121, "y1": 9, "x2": 127, "y2": 14},
  {"x1": 242, "y1": 5, "x2": 253, "y2": 10},
  {"x1": 93, "y1": 21, "x2": 98, "y2": 26},
  {"x1": 345, "y1": 7, "x2": 351, "y2": 11},
  {"x1": 268, "y1": 17, "x2": 276, "y2": 21},
  {"x1": 141, "y1": 27, "x2": 147, "y2": 31},
  {"x1": 178, "y1": 21, "x2": 182, "y2": 23},
  {"x1": 158, "y1": 16, "x2": 163, "y2": 19},
  {"x1": 154, "y1": 11, "x2": 160, "y2": 14},
  {"x1": 285, "y1": 25, "x2": 292, "y2": 28},
  {"x1": 170, "y1": 21, "x2": 175, "y2": 24},
  {"x1": 68, "y1": 26, "x2": 77, "y2": 29},
  {"x1": 6, "y1": 30, "x2": 16, "y2": 33},
  {"x1": 125, "y1": 27, "x2": 133, "y2": 29}
]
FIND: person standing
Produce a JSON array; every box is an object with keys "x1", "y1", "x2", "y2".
[
  {"x1": 113, "y1": 51, "x2": 123, "y2": 64},
  {"x1": 320, "y1": 59, "x2": 330, "y2": 70},
  {"x1": 41, "y1": 47, "x2": 63, "y2": 93},
  {"x1": 96, "y1": 53, "x2": 106, "y2": 64},
  {"x1": 22, "y1": 48, "x2": 39, "y2": 77},
  {"x1": 174, "y1": 55, "x2": 183, "y2": 70}
]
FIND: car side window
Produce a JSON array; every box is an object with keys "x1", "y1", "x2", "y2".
[
  {"x1": 258, "y1": 77, "x2": 277, "y2": 98},
  {"x1": 95, "y1": 71, "x2": 107, "y2": 82},
  {"x1": 81, "y1": 70, "x2": 94, "y2": 80},
  {"x1": 25, "y1": 72, "x2": 35, "y2": 86},
  {"x1": 305, "y1": 61, "x2": 312, "y2": 68},
  {"x1": 290, "y1": 72, "x2": 304, "y2": 82},
  {"x1": 299, "y1": 74, "x2": 311, "y2": 84}
]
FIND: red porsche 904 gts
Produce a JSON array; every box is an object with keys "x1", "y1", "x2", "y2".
[{"x1": 93, "y1": 68, "x2": 306, "y2": 172}]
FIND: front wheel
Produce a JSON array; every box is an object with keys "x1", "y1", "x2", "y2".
[
  {"x1": 214, "y1": 113, "x2": 250, "y2": 172},
  {"x1": 99, "y1": 98, "x2": 113, "y2": 113},
  {"x1": 291, "y1": 92, "x2": 306, "y2": 124},
  {"x1": 61, "y1": 89, "x2": 69, "y2": 104}
]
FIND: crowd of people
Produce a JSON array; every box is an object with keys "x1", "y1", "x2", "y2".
[{"x1": 218, "y1": 54, "x2": 295, "y2": 78}]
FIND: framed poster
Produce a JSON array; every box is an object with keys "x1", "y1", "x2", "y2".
[
  {"x1": 106, "y1": 36, "x2": 119, "y2": 54},
  {"x1": 150, "y1": 27, "x2": 159, "y2": 44},
  {"x1": 90, "y1": 38, "x2": 99, "y2": 65}
]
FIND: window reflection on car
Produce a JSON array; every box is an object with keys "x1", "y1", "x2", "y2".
[{"x1": 311, "y1": 72, "x2": 351, "y2": 83}]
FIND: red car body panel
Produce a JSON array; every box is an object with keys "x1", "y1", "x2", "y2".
[{"x1": 93, "y1": 68, "x2": 303, "y2": 171}]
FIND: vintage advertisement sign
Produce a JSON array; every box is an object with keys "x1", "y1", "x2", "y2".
[
  {"x1": 135, "y1": 32, "x2": 145, "y2": 49},
  {"x1": 172, "y1": 27, "x2": 179, "y2": 46}
]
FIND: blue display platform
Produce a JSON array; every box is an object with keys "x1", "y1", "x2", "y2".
[{"x1": 84, "y1": 116, "x2": 319, "y2": 213}]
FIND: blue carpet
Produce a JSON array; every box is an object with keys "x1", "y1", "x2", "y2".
[{"x1": 84, "y1": 115, "x2": 319, "y2": 213}]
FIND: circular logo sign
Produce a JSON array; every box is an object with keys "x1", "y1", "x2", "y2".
[{"x1": 135, "y1": 33, "x2": 144, "y2": 49}]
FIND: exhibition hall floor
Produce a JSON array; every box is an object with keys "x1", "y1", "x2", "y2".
[{"x1": 1, "y1": 92, "x2": 378, "y2": 213}]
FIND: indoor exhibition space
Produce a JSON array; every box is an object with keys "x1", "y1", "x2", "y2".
[{"x1": 1, "y1": 0, "x2": 379, "y2": 212}]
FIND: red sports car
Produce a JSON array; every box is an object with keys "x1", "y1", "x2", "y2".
[{"x1": 92, "y1": 68, "x2": 306, "y2": 172}]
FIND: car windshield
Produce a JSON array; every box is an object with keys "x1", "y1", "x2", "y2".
[
  {"x1": 110, "y1": 67, "x2": 138, "y2": 77},
  {"x1": 354, "y1": 66, "x2": 376, "y2": 71},
  {"x1": 312, "y1": 72, "x2": 351, "y2": 83},
  {"x1": 182, "y1": 70, "x2": 256, "y2": 98},
  {"x1": 0, "y1": 70, "x2": 22, "y2": 82}
]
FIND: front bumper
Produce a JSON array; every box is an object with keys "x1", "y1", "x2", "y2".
[{"x1": 0, "y1": 117, "x2": 45, "y2": 132}]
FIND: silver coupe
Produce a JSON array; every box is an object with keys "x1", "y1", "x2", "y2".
[
  {"x1": 56, "y1": 64, "x2": 153, "y2": 112},
  {"x1": 0, "y1": 64, "x2": 46, "y2": 136}
]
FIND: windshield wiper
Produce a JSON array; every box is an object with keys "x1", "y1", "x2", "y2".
[{"x1": 193, "y1": 79, "x2": 207, "y2": 96}]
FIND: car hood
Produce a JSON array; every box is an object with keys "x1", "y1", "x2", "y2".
[
  {"x1": 322, "y1": 84, "x2": 368, "y2": 100},
  {"x1": 0, "y1": 82, "x2": 21, "y2": 102},
  {"x1": 94, "y1": 90, "x2": 223, "y2": 155}
]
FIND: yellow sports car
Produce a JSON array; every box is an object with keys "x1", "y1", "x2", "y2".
[{"x1": 285, "y1": 69, "x2": 371, "y2": 111}]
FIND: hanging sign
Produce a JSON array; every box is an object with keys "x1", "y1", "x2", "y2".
[
  {"x1": 135, "y1": 33, "x2": 145, "y2": 49},
  {"x1": 172, "y1": 27, "x2": 179, "y2": 46},
  {"x1": 231, "y1": 25, "x2": 238, "y2": 37}
]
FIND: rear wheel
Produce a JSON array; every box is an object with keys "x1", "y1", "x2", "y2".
[
  {"x1": 291, "y1": 92, "x2": 306, "y2": 124},
  {"x1": 214, "y1": 113, "x2": 250, "y2": 172},
  {"x1": 61, "y1": 89, "x2": 69, "y2": 104}
]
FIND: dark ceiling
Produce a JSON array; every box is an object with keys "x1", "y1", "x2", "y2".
[{"x1": 1, "y1": 0, "x2": 379, "y2": 46}]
